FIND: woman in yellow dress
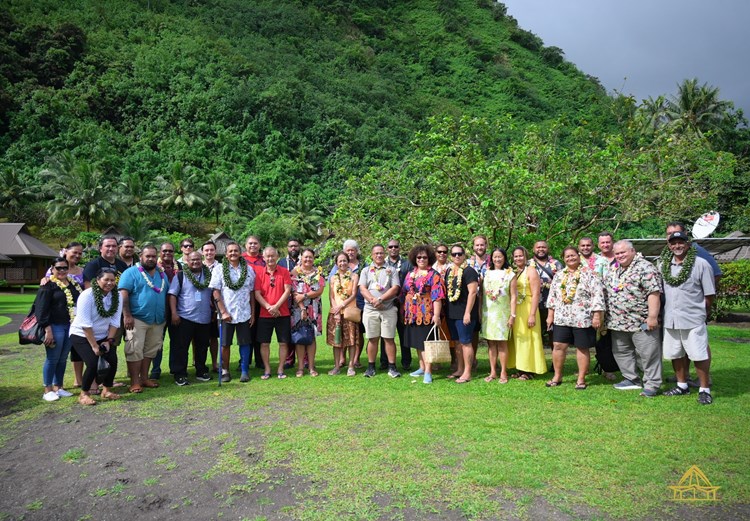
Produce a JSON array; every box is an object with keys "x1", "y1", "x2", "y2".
[{"x1": 509, "y1": 246, "x2": 547, "y2": 379}]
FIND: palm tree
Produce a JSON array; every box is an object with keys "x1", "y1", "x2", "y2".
[
  {"x1": 282, "y1": 196, "x2": 327, "y2": 242},
  {"x1": 664, "y1": 78, "x2": 732, "y2": 138},
  {"x1": 0, "y1": 168, "x2": 33, "y2": 221},
  {"x1": 150, "y1": 162, "x2": 207, "y2": 219},
  {"x1": 117, "y1": 172, "x2": 155, "y2": 215},
  {"x1": 203, "y1": 170, "x2": 240, "y2": 225},
  {"x1": 40, "y1": 153, "x2": 117, "y2": 231},
  {"x1": 636, "y1": 95, "x2": 667, "y2": 134}
]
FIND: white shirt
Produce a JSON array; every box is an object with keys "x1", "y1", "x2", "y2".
[{"x1": 69, "y1": 288, "x2": 123, "y2": 340}]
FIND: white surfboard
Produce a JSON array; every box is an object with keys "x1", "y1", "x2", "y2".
[{"x1": 692, "y1": 211, "x2": 720, "y2": 239}]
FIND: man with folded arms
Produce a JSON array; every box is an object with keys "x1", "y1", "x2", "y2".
[
  {"x1": 604, "y1": 241, "x2": 662, "y2": 397},
  {"x1": 168, "y1": 251, "x2": 213, "y2": 385},
  {"x1": 118, "y1": 245, "x2": 167, "y2": 393}
]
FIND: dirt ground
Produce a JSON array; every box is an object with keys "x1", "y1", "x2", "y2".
[{"x1": 1, "y1": 400, "x2": 748, "y2": 521}]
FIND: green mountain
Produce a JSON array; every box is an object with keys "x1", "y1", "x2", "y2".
[{"x1": 1, "y1": 0, "x2": 616, "y2": 232}]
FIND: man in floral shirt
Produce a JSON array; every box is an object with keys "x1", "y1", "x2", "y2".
[{"x1": 604, "y1": 240, "x2": 662, "y2": 397}]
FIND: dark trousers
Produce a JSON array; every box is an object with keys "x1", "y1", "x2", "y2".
[
  {"x1": 539, "y1": 306, "x2": 552, "y2": 348},
  {"x1": 171, "y1": 319, "x2": 210, "y2": 378},
  {"x1": 250, "y1": 301, "x2": 262, "y2": 368},
  {"x1": 71, "y1": 334, "x2": 117, "y2": 390}
]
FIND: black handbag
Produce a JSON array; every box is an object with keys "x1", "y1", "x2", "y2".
[
  {"x1": 97, "y1": 351, "x2": 111, "y2": 380},
  {"x1": 291, "y1": 319, "x2": 315, "y2": 345},
  {"x1": 18, "y1": 305, "x2": 45, "y2": 345}
]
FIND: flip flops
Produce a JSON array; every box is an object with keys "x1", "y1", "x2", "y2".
[{"x1": 545, "y1": 380, "x2": 563, "y2": 387}]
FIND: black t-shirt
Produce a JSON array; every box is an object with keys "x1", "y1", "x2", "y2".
[
  {"x1": 35, "y1": 280, "x2": 81, "y2": 327},
  {"x1": 82, "y1": 256, "x2": 129, "y2": 284},
  {"x1": 446, "y1": 265, "x2": 479, "y2": 321}
]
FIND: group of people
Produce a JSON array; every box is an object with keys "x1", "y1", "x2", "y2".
[{"x1": 34, "y1": 221, "x2": 719, "y2": 406}]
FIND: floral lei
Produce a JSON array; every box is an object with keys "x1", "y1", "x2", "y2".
[
  {"x1": 486, "y1": 268, "x2": 512, "y2": 302},
  {"x1": 92, "y1": 281, "x2": 119, "y2": 318},
  {"x1": 335, "y1": 270, "x2": 353, "y2": 299},
  {"x1": 368, "y1": 265, "x2": 392, "y2": 291},
  {"x1": 137, "y1": 263, "x2": 166, "y2": 293},
  {"x1": 560, "y1": 267, "x2": 582, "y2": 305},
  {"x1": 50, "y1": 274, "x2": 82, "y2": 322},
  {"x1": 295, "y1": 266, "x2": 323, "y2": 288},
  {"x1": 184, "y1": 265, "x2": 211, "y2": 290},
  {"x1": 446, "y1": 262, "x2": 467, "y2": 302},
  {"x1": 407, "y1": 268, "x2": 431, "y2": 295},
  {"x1": 660, "y1": 245, "x2": 696, "y2": 287},
  {"x1": 222, "y1": 256, "x2": 248, "y2": 290}
]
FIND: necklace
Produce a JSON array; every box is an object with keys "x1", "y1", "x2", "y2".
[
  {"x1": 295, "y1": 266, "x2": 322, "y2": 288},
  {"x1": 486, "y1": 269, "x2": 512, "y2": 302},
  {"x1": 560, "y1": 266, "x2": 582, "y2": 304},
  {"x1": 50, "y1": 275, "x2": 82, "y2": 322},
  {"x1": 222, "y1": 257, "x2": 248, "y2": 290},
  {"x1": 660, "y1": 245, "x2": 696, "y2": 286},
  {"x1": 335, "y1": 270, "x2": 352, "y2": 299},
  {"x1": 184, "y1": 266, "x2": 211, "y2": 289},
  {"x1": 137, "y1": 263, "x2": 166, "y2": 293},
  {"x1": 92, "y1": 282, "x2": 119, "y2": 318},
  {"x1": 368, "y1": 264, "x2": 391, "y2": 291},
  {"x1": 446, "y1": 262, "x2": 466, "y2": 302}
]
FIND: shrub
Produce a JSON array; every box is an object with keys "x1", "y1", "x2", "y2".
[{"x1": 714, "y1": 259, "x2": 750, "y2": 319}]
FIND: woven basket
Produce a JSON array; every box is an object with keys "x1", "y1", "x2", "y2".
[{"x1": 423, "y1": 324, "x2": 451, "y2": 363}]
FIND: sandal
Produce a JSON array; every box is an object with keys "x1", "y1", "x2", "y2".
[
  {"x1": 141, "y1": 379, "x2": 159, "y2": 388},
  {"x1": 101, "y1": 391, "x2": 121, "y2": 400},
  {"x1": 484, "y1": 375, "x2": 496, "y2": 383},
  {"x1": 277, "y1": 373, "x2": 287, "y2": 379},
  {"x1": 328, "y1": 367, "x2": 341, "y2": 376},
  {"x1": 447, "y1": 373, "x2": 462, "y2": 380},
  {"x1": 309, "y1": 370, "x2": 319, "y2": 377},
  {"x1": 518, "y1": 373, "x2": 534, "y2": 381},
  {"x1": 455, "y1": 378, "x2": 471, "y2": 384},
  {"x1": 78, "y1": 395, "x2": 96, "y2": 406},
  {"x1": 575, "y1": 382, "x2": 588, "y2": 390},
  {"x1": 347, "y1": 367, "x2": 356, "y2": 377},
  {"x1": 89, "y1": 387, "x2": 101, "y2": 395},
  {"x1": 295, "y1": 370, "x2": 304, "y2": 378},
  {"x1": 498, "y1": 377, "x2": 509, "y2": 384},
  {"x1": 510, "y1": 373, "x2": 521, "y2": 379},
  {"x1": 261, "y1": 373, "x2": 271, "y2": 380},
  {"x1": 545, "y1": 380, "x2": 563, "y2": 387},
  {"x1": 129, "y1": 385, "x2": 142, "y2": 394}
]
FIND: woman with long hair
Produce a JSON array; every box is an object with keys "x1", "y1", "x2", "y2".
[
  {"x1": 36, "y1": 256, "x2": 82, "y2": 401},
  {"x1": 481, "y1": 248, "x2": 517, "y2": 383}
]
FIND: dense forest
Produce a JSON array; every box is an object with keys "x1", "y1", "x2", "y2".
[{"x1": 1, "y1": 0, "x2": 747, "y2": 251}]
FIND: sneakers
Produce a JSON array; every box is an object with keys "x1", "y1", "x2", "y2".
[
  {"x1": 640, "y1": 388, "x2": 658, "y2": 398},
  {"x1": 613, "y1": 379, "x2": 643, "y2": 391},
  {"x1": 364, "y1": 367, "x2": 376, "y2": 378},
  {"x1": 387, "y1": 368, "x2": 402, "y2": 378},
  {"x1": 698, "y1": 391, "x2": 713, "y2": 405},
  {"x1": 409, "y1": 368, "x2": 425, "y2": 377},
  {"x1": 221, "y1": 371, "x2": 231, "y2": 383},
  {"x1": 239, "y1": 373, "x2": 250, "y2": 383},
  {"x1": 175, "y1": 376, "x2": 190, "y2": 386},
  {"x1": 423, "y1": 373, "x2": 433, "y2": 384},
  {"x1": 196, "y1": 373, "x2": 211, "y2": 382},
  {"x1": 56, "y1": 388, "x2": 73, "y2": 397},
  {"x1": 43, "y1": 391, "x2": 60, "y2": 402},
  {"x1": 663, "y1": 385, "x2": 690, "y2": 396}
]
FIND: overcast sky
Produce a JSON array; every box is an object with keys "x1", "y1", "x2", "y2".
[{"x1": 502, "y1": 0, "x2": 750, "y2": 117}]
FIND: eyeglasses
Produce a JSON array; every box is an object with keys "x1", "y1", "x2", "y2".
[
  {"x1": 161, "y1": 249, "x2": 174, "y2": 254},
  {"x1": 387, "y1": 245, "x2": 399, "y2": 249},
  {"x1": 451, "y1": 252, "x2": 464, "y2": 257},
  {"x1": 54, "y1": 266, "x2": 69, "y2": 271},
  {"x1": 436, "y1": 250, "x2": 448, "y2": 254},
  {"x1": 416, "y1": 255, "x2": 428, "y2": 260}
]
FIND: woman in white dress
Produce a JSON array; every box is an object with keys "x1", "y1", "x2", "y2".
[{"x1": 481, "y1": 248, "x2": 517, "y2": 383}]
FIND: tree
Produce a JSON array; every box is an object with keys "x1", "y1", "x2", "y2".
[
  {"x1": 282, "y1": 196, "x2": 327, "y2": 242},
  {"x1": 150, "y1": 162, "x2": 207, "y2": 219},
  {"x1": 664, "y1": 78, "x2": 733, "y2": 139},
  {"x1": 40, "y1": 153, "x2": 117, "y2": 231},
  {"x1": 203, "y1": 170, "x2": 239, "y2": 225},
  {"x1": 0, "y1": 168, "x2": 33, "y2": 221}
]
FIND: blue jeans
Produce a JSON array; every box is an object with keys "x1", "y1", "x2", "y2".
[
  {"x1": 239, "y1": 344, "x2": 251, "y2": 374},
  {"x1": 43, "y1": 324, "x2": 72, "y2": 387}
]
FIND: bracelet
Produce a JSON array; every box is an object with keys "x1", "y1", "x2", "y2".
[{"x1": 510, "y1": 314, "x2": 516, "y2": 318}]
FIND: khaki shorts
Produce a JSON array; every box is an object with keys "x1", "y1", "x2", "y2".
[
  {"x1": 363, "y1": 306, "x2": 397, "y2": 339},
  {"x1": 663, "y1": 325, "x2": 709, "y2": 361},
  {"x1": 124, "y1": 318, "x2": 165, "y2": 362}
]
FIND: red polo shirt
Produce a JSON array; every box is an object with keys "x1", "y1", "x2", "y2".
[{"x1": 256, "y1": 266, "x2": 292, "y2": 317}]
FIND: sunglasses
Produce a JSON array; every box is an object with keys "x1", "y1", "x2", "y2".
[
  {"x1": 161, "y1": 249, "x2": 174, "y2": 254},
  {"x1": 54, "y1": 266, "x2": 69, "y2": 271},
  {"x1": 270, "y1": 276, "x2": 276, "y2": 288},
  {"x1": 451, "y1": 252, "x2": 464, "y2": 257},
  {"x1": 181, "y1": 244, "x2": 194, "y2": 248},
  {"x1": 387, "y1": 245, "x2": 399, "y2": 249},
  {"x1": 416, "y1": 255, "x2": 428, "y2": 260},
  {"x1": 436, "y1": 250, "x2": 448, "y2": 254}
]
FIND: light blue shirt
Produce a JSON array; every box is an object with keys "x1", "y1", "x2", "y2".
[
  {"x1": 168, "y1": 270, "x2": 213, "y2": 324},
  {"x1": 118, "y1": 264, "x2": 167, "y2": 324}
]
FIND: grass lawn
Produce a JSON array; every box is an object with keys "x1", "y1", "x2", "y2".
[{"x1": 0, "y1": 289, "x2": 748, "y2": 519}]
